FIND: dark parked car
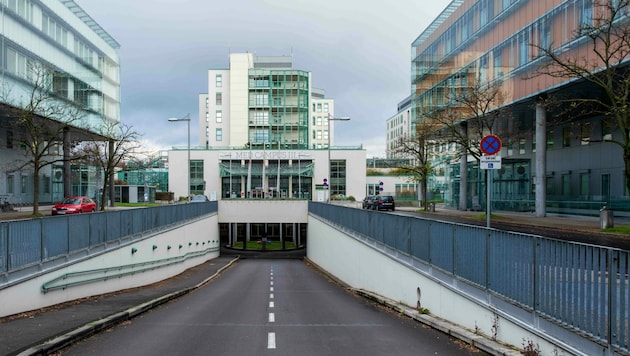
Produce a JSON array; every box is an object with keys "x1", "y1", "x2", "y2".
[
  {"x1": 362, "y1": 195, "x2": 377, "y2": 209},
  {"x1": 51, "y1": 196, "x2": 97, "y2": 215},
  {"x1": 374, "y1": 195, "x2": 395, "y2": 211}
]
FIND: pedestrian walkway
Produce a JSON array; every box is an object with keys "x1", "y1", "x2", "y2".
[
  {"x1": 0, "y1": 256, "x2": 239, "y2": 356},
  {"x1": 399, "y1": 204, "x2": 627, "y2": 234}
]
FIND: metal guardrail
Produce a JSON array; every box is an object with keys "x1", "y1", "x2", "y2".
[
  {"x1": 308, "y1": 202, "x2": 629, "y2": 355},
  {"x1": 41, "y1": 247, "x2": 219, "y2": 293},
  {"x1": 0, "y1": 202, "x2": 218, "y2": 284}
]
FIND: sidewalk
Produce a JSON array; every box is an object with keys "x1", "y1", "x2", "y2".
[
  {"x1": 0, "y1": 256, "x2": 239, "y2": 356},
  {"x1": 399, "y1": 204, "x2": 625, "y2": 232}
]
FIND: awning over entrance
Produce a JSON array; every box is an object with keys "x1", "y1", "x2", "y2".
[{"x1": 219, "y1": 162, "x2": 314, "y2": 177}]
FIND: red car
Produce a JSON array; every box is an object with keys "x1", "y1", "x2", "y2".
[{"x1": 51, "y1": 196, "x2": 97, "y2": 215}]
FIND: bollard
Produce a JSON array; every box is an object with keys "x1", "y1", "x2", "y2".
[{"x1": 600, "y1": 206, "x2": 614, "y2": 229}]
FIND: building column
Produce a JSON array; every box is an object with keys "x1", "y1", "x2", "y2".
[
  {"x1": 459, "y1": 122, "x2": 468, "y2": 210},
  {"x1": 535, "y1": 100, "x2": 547, "y2": 217}
]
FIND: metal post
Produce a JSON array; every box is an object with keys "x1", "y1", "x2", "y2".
[{"x1": 487, "y1": 170, "x2": 492, "y2": 228}]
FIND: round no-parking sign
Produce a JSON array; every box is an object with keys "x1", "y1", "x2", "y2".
[{"x1": 480, "y1": 135, "x2": 501, "y2": 155}]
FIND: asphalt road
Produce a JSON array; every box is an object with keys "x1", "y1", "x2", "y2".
[{"x1": 58, "y1": 260, "x2": 485, "y2": 356}]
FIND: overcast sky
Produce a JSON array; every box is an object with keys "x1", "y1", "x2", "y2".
[{"x1": 77, "y1": 0, "x2": 451, "y2": 158}]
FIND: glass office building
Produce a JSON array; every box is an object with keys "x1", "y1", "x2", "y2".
[
  {"x1": 412, "y1": 0, "x2": 630, "y2": 215},
  {"x1": 0, "y1": 0, "x2": 120, "y2": 204}
]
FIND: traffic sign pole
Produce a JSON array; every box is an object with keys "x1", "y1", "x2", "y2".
[
  {"x1": 487, "y1": 172, "x2": 492, "y2": 228},
  {"x1": 480, "y1": 135, "x2": 502, "y2": 229}
]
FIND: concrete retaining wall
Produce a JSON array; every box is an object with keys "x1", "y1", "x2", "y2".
[
  {"x1": 0, "y1": 215, "x2": 219, "y2": 318},
  {"x1": 306, "y1": 215, "x2": 593, "y2": 356}
]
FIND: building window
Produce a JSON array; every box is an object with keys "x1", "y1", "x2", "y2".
[
  {"x1": 7, "y1": 175, "x2": 14, "y2": 194},
  {"x1": 562, "y1": 127, "x2": 571, "y2": 147},
  {"x1": 9, "y1": 0, "x2": 33, "y2": 22},
  {"x1": 579, "y1": 172, "x2": 590, "y2": 196},
  {"x1": 6, "y1": 130, "x2": 13, "y2": 149},
  {"x1": 519, "y1": 138, "x2": 526, "y2": 154},
  {"x1": 316, "y1": 103, "x2": 322, "y2": 112},
  {"x1": 253, "y1": 77, "x2": 269, "y2": 87},
  {"x1": 579, "y1": 0, "x2": 593, "y2": 28},
  {"x1": 602, "y1": 119, "x2": 613, "y2": 141},
  {"x1": 519, "y1": 30, "x2": 530, "y2": 67},
  {"x1": 43, "y1": 175, "x2": 50, "y2": 194},
  {"x1": 546, "y1": 176, "x2": 555, "y2": 196},
  {"x1": 216, "y1": 128, "x2": 222, "y2": 141},
  {"x1": 254, "y1": 94, "x2": 268, "y2": 106},
  {"x1": 21, "y1": 175, "x2": 27, "y2": 194},
  {"x1": 547, "y1": 130, "x2": 554, "y2": 149},
  {"x1": 216, "y1": 74, "x2": 222, "y2": 87},
  {"x1": 539, "y1": 17, "x2": 551, "y2": 52},
  {"x1": 216, "y1": 110, "x2": 222, "y2": 123},
  {"x1": 253, "y1": 129, "x2": 269, "y2": 143},
  {"x1": 562, "y1": 174, "x2": 571, "y2": 195},
  {"x1": 601, "y1": 173, "x2": 611, "y2": 198},
  {"x1": 190, "y1": 160, "x2": 204, "y2": 196},
  {"x1": 42, "y1": 13, "x2": 67, "y2": 47},
  {"x1": 216, "y1": 92, "x2": 222, "y2": 105},
  {"x1": 479, "y1": 0, "x2": 492, "y2": 27},
  {"x1": 330, "y1": 160, "x2": 347, "y2": 196},
  {"x1": 253, "y1": 111, "x2": 269, "y2": 125},
  {"x1": 580, "y1": 122, "x2": 591, "y2": 145},
  {"x1": 6, "y1": 47, "x2": 31, "y2": 80},
  {"x1": 479, "y1": 54, "x2": 489, "y2": 83},
  {"x1": 324, "y1": 103, "x2": 329, "y2": 113}
]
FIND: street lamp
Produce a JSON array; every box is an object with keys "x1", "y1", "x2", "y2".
[
  {"x1": 327, "y1": 113, "x2": 350, "y2": 203},
  {"x1": 168, "y1": 113, "x2": 191, "y2": 201}
]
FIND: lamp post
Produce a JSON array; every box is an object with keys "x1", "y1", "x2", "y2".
[
  {"x1": 168, "y1": 113, "x2": 191, "y2": 201},
  {"x1": 327, "y1": 113, "x2": 350, "y2": 203}
]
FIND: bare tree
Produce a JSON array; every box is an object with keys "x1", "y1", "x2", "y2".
[
  {"x1": 394, "y1": 118, "x2": 440, "y2": 210},
  {"x1": 432, "y1": 79, "x2": 511, "y2": 160},
  {"x1": 1, "y1": 63, "x2": 85, "y2": 215},
  {"x1": 533, "y1": 0, "x2": 630, "y2": 193},
  {"x1": 77, "y1": 122, "x2": 142, "y2": 211},
  {"x1": 421, "y1": 78, "x2": 511, "y2": 210}
]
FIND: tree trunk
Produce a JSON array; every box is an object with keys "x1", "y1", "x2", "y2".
[
  {"x1": 624, "y1": 148, "x2": 630, "y2": 198},
  {"x1": 422, "y1": 178, "x2": 429, "y2": 211},
  {"x1": 32, "y1": 162, "x2": 40, "y2": 215}
]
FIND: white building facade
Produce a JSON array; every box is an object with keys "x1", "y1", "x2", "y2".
[
  {"x1": 385, "y1": 95, "x2": 412, "y2": 159},
  {"x1": 171, "y1": 53, "x2": 365, "y2": 202}
]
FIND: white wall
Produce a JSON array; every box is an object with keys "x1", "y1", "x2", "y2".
[
  {"x1": 219, "y1": 200, "x2": 307, "y2": 223},
  {"x1": 306, "y1": 216, "x2": 593, "y2": 356},
  {"x1": 168, "y1": 148, "x2": 367, "y2": 203},
  {"x1": 0, "y1": 215, "x2": 219, "y2": 318}
]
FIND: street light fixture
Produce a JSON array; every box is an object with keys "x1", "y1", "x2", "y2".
[
  {"x1": 327, "y1": 113, "x2": 350, "y2": 203},
  {"x1": 168, "y1": 113, "x2": 191, "y2": 201}
]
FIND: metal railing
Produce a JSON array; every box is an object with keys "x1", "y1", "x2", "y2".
[
  {"x1": 309, "y1": 202, "x2": 629, "y2": 354},
  {"x1": 0, "y1": 202, "x2": 218, "y2": 284}
]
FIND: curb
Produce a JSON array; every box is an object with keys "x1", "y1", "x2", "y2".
[
  {"x1": 15, "y1": 257, "x2": 240, "y2": 356},
  {"x1": 351, "y1": 288, "x2": 521, "y2": 356}
]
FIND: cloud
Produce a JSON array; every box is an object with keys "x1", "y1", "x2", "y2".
[{"x1": 78, "y1": 0, "x2": 450, "y2": 159}]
